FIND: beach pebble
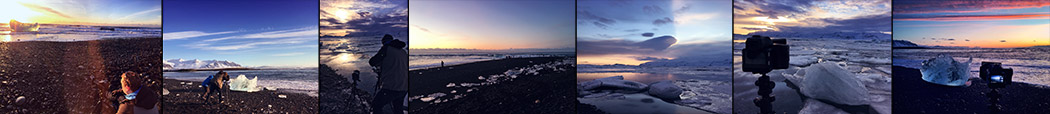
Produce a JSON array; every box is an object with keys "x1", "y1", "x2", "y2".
[
  {"x1": 278, "y1": 95, "x2": 287, "y2": 99},
  {"x1": 15, "y1": 96, "x2": 25, "y2": 103}
]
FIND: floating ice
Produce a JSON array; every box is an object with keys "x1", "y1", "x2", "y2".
[
  {"x1": 919, "y1": 55, "x2": 971, "y2": 86},
  {"x1": 800, "y1": 62, "x2": 869, "y2": 105},
  {"x1": 647, "y1": 80, "x2": 683, "y2": 101},
  {"x1": 579, "y1": 76, "x2": 648, "y2": 92},
  {"x1": 229, "y1": 74, "x2": 262, "y2": 92}
]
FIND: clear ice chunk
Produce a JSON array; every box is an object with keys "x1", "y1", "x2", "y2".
[
  {"x1": 801, "y1": 62, "x2": 869, "y2": 105},
  {"x1": 919, "y1": 54, "x2": 971, "y2": 86},
  {"x1": 229, "y1": 74, "x2": 261, "y2": 92}
]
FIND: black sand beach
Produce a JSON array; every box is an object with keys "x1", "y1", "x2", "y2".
[
  {"x1": 409, "y1": 57, "x2": 576, "y2": 114},
  {"x1": 0, "y1": 38, "x2": 163, "y2": 113},
  {"x1": 161, "y1": 79, "x2": 318, "y2": 113},
  {"x1": 893, "y1": 66, "x2": 1050, "y2": 113},
  {"x1": 319, "y1": 64, "x2": 373, "y2": 114}
]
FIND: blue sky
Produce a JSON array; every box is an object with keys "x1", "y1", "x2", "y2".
[
  {"x1": 577, "y1": 0, "x2": 732, "y2": 65},
  {"x1": 163, "y1": 0, "x2": 319, "y2": 67},
  {"x1": 409, "y1": 0, "x2": 575, "y2": 49}
]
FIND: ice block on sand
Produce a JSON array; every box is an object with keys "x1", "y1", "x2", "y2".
[
  {"x1": 229, "y1": 74, "x2": 261, "y2": 92},
  {"x1": 919, "y1": 55, "x2": 971, "y2": 86}
]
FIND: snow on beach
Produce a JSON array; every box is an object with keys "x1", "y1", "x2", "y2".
[{"x1": 733, "y1": 37, "x2": 892, "y2": 114}]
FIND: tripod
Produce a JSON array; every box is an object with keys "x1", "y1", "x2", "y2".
[{"x1": 753, "y1": 73, "x2": 775, "y2": 114}]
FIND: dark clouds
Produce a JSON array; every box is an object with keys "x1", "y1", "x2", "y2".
[
  {"x1": 320, "y1": 0, "x2": 407, "y2": 37},
  {"x1": 893, "y1": 0, "x2": 1050, "y2": 14},
  {"x1": 764, "y1": 14, "x2": 891, "y2": 34},
  {"x1": 652, "y1": 17, "x2": 674, "y2": 26},
  {"x1": 578, "y1": 36, "x2": 677, "y2": 55}
]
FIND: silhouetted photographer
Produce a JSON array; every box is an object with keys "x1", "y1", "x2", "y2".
[
  {"x1": 980, "y1": 62, "x2": 1012, "y2": 113},
  {"x1": 742, "y1": 35, "x2": 788, "y2": 114}
]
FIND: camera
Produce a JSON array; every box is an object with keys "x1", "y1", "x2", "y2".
[
  {"x1": 979, "y1": 62, "x2": 1013, "y2": 88},
  {"x1": 742, "y1": 35, "x2": 790, "y2": 74}
]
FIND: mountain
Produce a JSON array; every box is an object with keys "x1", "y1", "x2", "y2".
[
  {"x1": 163, "y1": 59, "x2": 244, "y2": 70},
  {"x1": 892, "y1": 40, "x2": 928, "y2": 49}
]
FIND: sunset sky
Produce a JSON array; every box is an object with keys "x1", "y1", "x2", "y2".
[
  {"x1": 0, "y1": 0, "x2": 161, "y2": 26},
  {"x1": 894, "y1": 0, "x2": 1050, "y2": 48},
  {"x1": 409, "y1": 0, "x2": 575, "y2": 49},
  {"x1": 733, "y1": 0, "x2": 891, "y2": 35},
  {"x1": 577, "y1": 0, "x2": 732, "y2": 65}
]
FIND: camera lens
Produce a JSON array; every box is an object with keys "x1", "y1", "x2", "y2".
[{"x1": 991, "y1": 75, "x2": 1004, "y2": 83}]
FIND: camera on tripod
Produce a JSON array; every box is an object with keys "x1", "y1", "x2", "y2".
[
  {"x1": 980, "y1": 62, "x2": 1013, "y2": 88},
  {"x1": 742, "y1": 35, "x2": 790, "y2": 74}
]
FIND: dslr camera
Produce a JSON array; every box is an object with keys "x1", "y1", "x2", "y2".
[
  {"x1": 742, "y1": 35, "x2": 789, "y2": 74},
  {"x1": 979, "y1": 62, "x2": 1013, "y2": 88}
]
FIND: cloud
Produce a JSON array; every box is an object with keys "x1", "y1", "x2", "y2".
[
  {"x1": 163, "y1": 31, "x2": 238, "y2": 40},
  {"x1": 272, "y1": 52, "x2": 306, "y2": 56},
  {"x1": 119, "y1": 7, "x2": 162, "y2": 21},
  {"x1": 320, "y1": 0, "x2": 407, "y2": 36},
  {"x1": 578, "y1": 36, "x2": 677, "y2": 56},
  {"x1": 894, "y1": 0, "x2": 1050, "y2": 14},
  {"x1": 20, "y1": 3, "x2": 72, "y2": 19},
  {"x1": 894, "y1": 13, "x2": 1050, "y2": 21},
  {"x1": 204, "y1": 27, "x2": 317, "y2": 42},
  {"x1": 196, "y1": 37, "x2": 315, "y2": 50}
]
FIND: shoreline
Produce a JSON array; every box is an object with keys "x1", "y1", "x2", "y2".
[
  {"x1": 893, "y1": 66, "x2": 1050, "y2": 113},
  {"x1": 408, "y1": 57, "x2": 576, "y2": 113},
  {"x1": 161, "y1": 79, "x2": 318, "y2": 113}
]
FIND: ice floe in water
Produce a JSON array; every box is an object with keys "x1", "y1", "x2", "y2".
[
  {"x1": 801, "y1": 62, "x2": 869, "y2": 105},
  {"x1": 919, "y1": 54, "x2": 971, "y2": 86},
  {"x1": 229, "y1": 74, "x2": 261, "y2": 92}
]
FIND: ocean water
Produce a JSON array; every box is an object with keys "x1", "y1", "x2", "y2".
[
  {"x1": 319, "y1": 35, "x2": 389, "y2": 94},
  {"x1": 409, "y1": 49, "x2": 575, "y2": 70},
  {"x1": 164, "y1": 69, "x2": 319, "y2": 96},
  {"x1": 0, "y1": 24, "x2": 160, "y2": 42},
  {"x1": 577, "y1": 66, "x2": 732, "y2": 113},
  {"x1": 893, "y1": 47, "x2": 1050, "y2": 86}
]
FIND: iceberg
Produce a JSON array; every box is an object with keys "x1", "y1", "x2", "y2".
[
  {"x1": 9, "y1": 20, "x2": 39, "y2": 32},
  {"x1": 647, "y1": 80, "x2": 682, "y2": 101},
  {"x1": 919, "y1": 55, "x2": 971, "y2": 86},
  {"x1": 579, "y1": 76, "x2": 648, "y2": 93},
  {"x1": 228, "y1": 74, "x2": 262, "y2": 92},
  {"x1": 801, "y1": 62, "x2": 869, "y2": 105}
]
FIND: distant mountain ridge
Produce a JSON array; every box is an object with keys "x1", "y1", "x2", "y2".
[
  {"x1": 734, "y1": 31, "x2": 890, "y2": 40},
  {"x1": 163, "y1": 59, "x2": 244, "y2": 70}
]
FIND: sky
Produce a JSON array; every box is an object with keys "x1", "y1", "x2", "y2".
[
  {"x1": 577, "y1": 0, "x2": 732, "y2": 65},
  {"x1": 409, "y1": 0, "x2": 575, "y2": 49},
  {"x1": 320, "y1": 0, "x2": 407, "y2": 39},
  {"x1": 893, "y1": 0, "x2": 1050, "y2": 48},
  {"x1": 733, "y1": 0, "x2": 891, "y2": 35},
  {"x1": 0, "y1": 0, "x2": 161, "y2": 26},
  {"x1": 163, "y1": 0, "x2": 319, "y2": 67}
]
